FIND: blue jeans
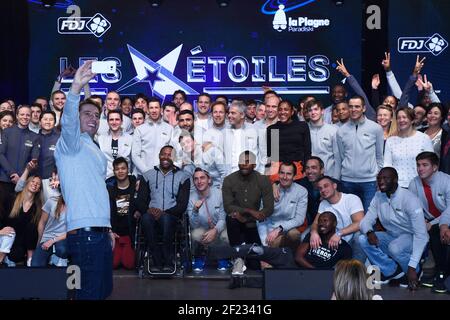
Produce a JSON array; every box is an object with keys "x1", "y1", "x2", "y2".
[
  {"x1": 31, "y1": 239, "x2": 68, "y2": 267},
  {"x1": 358, "y1": 232, "x2": 414, "y2": 276},
  {"x1": 67, "y1": 230, "x2": 113, "y2": 300},
  {"x1": 341, "y1": 180, "x2": 377, "y2": 213},
  {"x1": 141, "y1": 213, "x2": 178, "y2": 267}
]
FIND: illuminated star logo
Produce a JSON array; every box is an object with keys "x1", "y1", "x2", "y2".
[{"x1": 117, "y1": 44, "x2": 199, "y2": 101}]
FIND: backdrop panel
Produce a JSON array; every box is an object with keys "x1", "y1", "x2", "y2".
[{"x1": 28, "y1": 0, "x2": 362, "y2": 105}]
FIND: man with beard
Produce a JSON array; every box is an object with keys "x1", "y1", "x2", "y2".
[
  {"x1": 141, "y1": 146, "x2": 190, "y2": 273},
  {"x1": 222, "y1": 151, "x2": 274, "y2": 274}
]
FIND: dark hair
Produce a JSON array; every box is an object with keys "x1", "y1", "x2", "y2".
[
  {"x1": 194, "y1": 167, "x2": 211, "y2": 178},
  {"x1": 305, "y1": 99, "x2": 323, "y2": 111},
  {"x1": 316, "y1": 175, "x2": 336, "y2": 185},
  {"x1": 215, "y1": 95, "x2": 229, "y2": 104},
  {"x1": 113, "y1": 156, "x2": 129, "y2": 169},
  {"x1": 39, "y1": 110, "x2": 56, "y2": 122},
  {"x1": 0, "y1": 110, "x2": 15, "y2": 123},
  {"x1": 279, "y1": 162, "x2": 297, "y2": 176},
  {"x1": 135, "y1": 93, "x2": 149, "y2": 103},
  {"x1": 263, "y1": 90, "x2": 279, "y2": 101},
  {"x1": 51, "y1": 90, "x2": 66, "y2": 100},
  {"x1": 79, "y1": 98, "x2": 102, "y2": 113},
  {"x1": 349, "y1": 95, "x2": 366, "y2": 106},
  {"x1": 163, "y1": 102, "x2": 178, "y2": 112},
  {"x1": 426, "y1": 103, "x2": 446, "y2": 125},
  {"x1": 160, "y1": 145, "x2": 174, "y2": 154},
  {"x1": 416, "y1": 151, "x2": 439, "y2": 167},
  {"x1": 107, "y1": 109, "x2": 123, "y2": 121},
  {"x1": 172, "y1": 90, "x2": 187, "y2": 100},
  {"x1": 379, "y1": 167, "x2": 398, "y2": 180},
  {"x1": 131, "y1": 109, "x2": 146, "y2": 118},
  {"x1": 319, "y1": 211, "x2": 337, "y2": 224},
  {"x1": 121, "y1": 96, "x2": 134, "y2": 105},
  {"x1": 279, "y1": 99, "x2": 294, "y2": 110},
  {"x1": 177, "y1": 109, "x2": 194, "y2": 120},
  {"x1": 198, "y1": 93, "x2": 212, "y2": 101},
  {"x1": 148, "y1": 96, "x2": 161, "y2": 106},
  {"x1": 306, "y1": 156, "x2": 325, "y2": 169},
  {"x1": 34, "y1": 96, "x2": 48, "y2": 103},
  {"x1": 31, "y1": 102, "x2": 43, "y2": 111},
  {"x1": 90, "y1": 94, "x2": 104, "y2": 105}
]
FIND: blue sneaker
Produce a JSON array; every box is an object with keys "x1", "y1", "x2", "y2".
[
  {"x1": 217, "y1": 259, "x2": 232, "y2": 271},
  {"x1": 192, "y1": 257, "x2": 206, "y2": 272}
]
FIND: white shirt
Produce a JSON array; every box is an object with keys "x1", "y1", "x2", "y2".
[
  {"x1": 384, "y1": 131, "x2": 434, "y2": 188},
  {"x1": 318, "y1": 193, "x2": 364, "y2": 242}
]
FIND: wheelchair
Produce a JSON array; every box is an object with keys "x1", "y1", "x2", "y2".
[{"x1": 134, "y1": 212, "x2": 192, "y2": 278}]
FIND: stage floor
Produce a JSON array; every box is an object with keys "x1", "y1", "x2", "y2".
[{"x1": 109, "y1": 269, "x2": 450, "y2": 300}]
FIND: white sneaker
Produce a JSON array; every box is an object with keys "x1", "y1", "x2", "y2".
[
  {"x1": 3, "y1": 256, "x2": 16, "y2": 267},
  {"x1": 55, "y1": 257, "x2": 68, "y2": 267},
  {"x1": 231, "y1": 258, "x2": 247, "y2": 275},
  {"x1": 27, "y1": 257, "x2": 32, "y2": 267}
]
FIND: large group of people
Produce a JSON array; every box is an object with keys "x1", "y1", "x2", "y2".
[{"x1": 0, "y1": 53, "x2": 449, "y2": 300}]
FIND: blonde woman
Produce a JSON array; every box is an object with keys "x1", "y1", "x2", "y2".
[
  {"x1": 5, "y1": 176, "x2": 42, "y2": 266},
  {"x1": 376, "y1": 105, "x2": 397, "y2": 142},
  {"x1": 332, "y1": 259, "x2": 383, "y2": 300}
]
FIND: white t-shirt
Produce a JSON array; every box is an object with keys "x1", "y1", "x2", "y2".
[{"x1": 318, "y1": 193, "x2": 364, "y2": 242}]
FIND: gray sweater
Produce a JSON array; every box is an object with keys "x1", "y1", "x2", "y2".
[
  {"x1": 308, "y1": 122, "x2": 339, "y2": 179},
  {"x1": 360, "y1": 187, "x2": 429, "y2": 269},
  {"x1": 408, "y1": 171, "x2": 450, "y2": 227},
  {"x1": 336, "y1": 116, "x2": 384, "y2": 182},
  {"x1": 187, "y1": 187, "x2": 226, "y2": 233}
]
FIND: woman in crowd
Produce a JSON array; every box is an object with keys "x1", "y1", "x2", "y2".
[
  {"x1": 384, "y1": 107, "x2": 433, "y2": 188},
  {"x1": 31, "y1": 193, "x2": 67, "y2": 267},
  {"x1": 332, "y1": 259, "x2": 382, "y2": 300},
  {"x1": 0, "y1": 110, "x2": 15, "y2": 144},
  {"x1": 4, "y1": 174, "x2": 42, "y2": 266},
  {"x1": 421, "y1": 103, "x2": 446, "y2": 156},
  {"x1": 266, "y1": 100, "x2": 311, "y2": 182},
  {"x1": 376, "y1": 105, "x2": 397, "y2": 146}
]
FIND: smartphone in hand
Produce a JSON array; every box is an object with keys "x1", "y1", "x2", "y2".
[{"x1": 92, "y1": 61, "x2": 117, "y2": 74}]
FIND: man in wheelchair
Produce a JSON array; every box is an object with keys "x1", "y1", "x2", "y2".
[{"x1": 141, "y1": 146, "x2": 190, "y2": 273}]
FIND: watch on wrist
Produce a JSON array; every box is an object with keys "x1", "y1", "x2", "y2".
[{"x1": 336, "y1": 230, "x2": 342, "y2": 237}]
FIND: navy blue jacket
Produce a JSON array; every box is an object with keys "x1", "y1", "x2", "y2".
[
  {"x1": 38, "y1": 129, "x2": 60, "y2": 179},
  {"x1": 0, "y1": 125, "x2": 40, "y2": 182}
]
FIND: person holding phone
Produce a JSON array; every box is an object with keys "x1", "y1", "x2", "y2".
[{"x1": 54, "y1": 61, "x2": 114, "y2": 300}]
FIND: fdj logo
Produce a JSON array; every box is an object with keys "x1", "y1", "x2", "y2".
[
  {"x1": 58, "y1": 13, "x2": 111, "y2": 38},
  {"x1": 398, "y1": 33, "x2": 448, "y2": 56}
]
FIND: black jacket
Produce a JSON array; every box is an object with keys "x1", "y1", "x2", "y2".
[{"x1": 107, "y1": 175, "x2": 149, "y2": 243}]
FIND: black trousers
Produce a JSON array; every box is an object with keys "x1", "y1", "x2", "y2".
[
  {"x1": 226, "y1": 216, "x2": 262, "y2": 270},
  {"x1": 429, "y1": 224, "x2": 450, "y2": 275}
]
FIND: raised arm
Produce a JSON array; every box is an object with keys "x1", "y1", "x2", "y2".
[
  {"x1": 336, "y1": 58, "x2": 376, "y2": 121},
  {"x1": 399, "y1": 55, "x2": 425, "y2": 107},
  {"x1": 57, "y1": 61, "x2": 96, "y2": 155}
]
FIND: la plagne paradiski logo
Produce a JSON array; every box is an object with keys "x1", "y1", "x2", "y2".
[{"x1": 262, "y1": 0, "x2": 330, "y2": 33}]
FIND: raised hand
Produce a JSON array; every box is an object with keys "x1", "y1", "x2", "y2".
[
  {"x1": 58, "y1": 65, "x2": 76, "y2": 80},
  {"x1": 70, "y1": 60, "x2": 96, "y2": 95},
  {"x1": 372, "y1": 74, "x2": 380, "y2": 90},
  {"x1": 415, "y1": 74, "x2": 424, "y2": 91},
  {"x1": 336, "y1": 58, "x2": 350, "y2": 78},
  {"x1": 381, "y1": 52, "x2": 391, "y2": 71},
  {"x1": 417, "y1": 74, "x2": 432, "y2": 92},
  {"x1": 413, "y1": 55, "x2": 426, "y2": 76}
]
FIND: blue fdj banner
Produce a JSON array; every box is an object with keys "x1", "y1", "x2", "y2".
[
  {"x1": 28, "y1": 0, "x2": 362, "y2": 103},
  {"x1": 389, "y1": 0, "x2": 450, "y2": 102}
]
